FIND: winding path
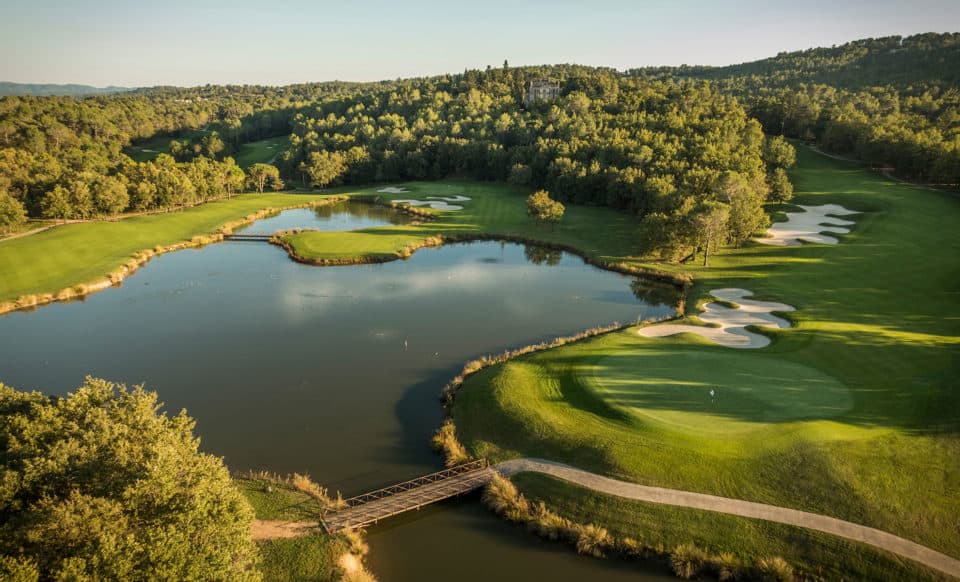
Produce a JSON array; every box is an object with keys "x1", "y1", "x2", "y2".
[
  {"x1": 251, "y1": 457, "x2": 959, "y2": 578},
  {"x1": 497, "y1": 458, "x2": 960, "y2": 579}
]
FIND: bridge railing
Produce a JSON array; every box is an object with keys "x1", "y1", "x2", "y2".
[{"x1": 338, "y1": 459, "x2": 490, "y2": 508}]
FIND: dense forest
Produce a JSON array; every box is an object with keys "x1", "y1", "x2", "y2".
[
  {"x1": 1, "y1": 33, "x2": 956, "y2": 258},
  {"x1": 634, "y1": 33, "x2": 960, "y2": 187},
  {"x1": 0, "y1": 82, "x2": 389, "y2": 225}
]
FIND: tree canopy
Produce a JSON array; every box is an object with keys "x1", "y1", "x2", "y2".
[{"x1": 0, "y1": 378, "x2": 259, "y2": 581}]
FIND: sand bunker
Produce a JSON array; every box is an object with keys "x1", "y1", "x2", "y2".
[
  {"x1": 638, "y1": 288, "x2": 794, "y2": 348},
  {"x1": 377, "y1": 186, "x2": 409, "y2": 194},
  {"x1": 755, "y1": 204, "x2": 859, "y2": 246},
  {"x1": 392, "y1": 195, "x2": 471, "y2": 211}
]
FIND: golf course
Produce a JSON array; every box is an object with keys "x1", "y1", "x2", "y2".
[{"x1": 450, "y1": 146, "x2": 960, "y2": 579}]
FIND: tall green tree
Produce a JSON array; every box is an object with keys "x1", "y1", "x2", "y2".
[
  {"x1": 768, "y1": 167, "x2": 794, "y2": 203},
  {"x1": 526, "y1": 189, "x2": 565, "y2": 227},
  {"x1": 691, "y1": 201, "x2": 730, "y2": 266},
  {"x1": 0, "y1": 378, "x2": 260, "y2": 581},
  {"x1": 303, "y1": 151, "x2": 346, "y2": 189},
  {"x1": 0, "y1": 190, "x2": 27, "y2": 234},
  {"x1": 40, "y1": 185, "x2": 73, "y2": 221},
  {"x1": 247, "y1": 163, "x2": 281, "y2": 194}
]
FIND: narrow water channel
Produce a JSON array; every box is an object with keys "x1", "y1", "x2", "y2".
[{"x1": 0, "y1": 202, "x2": 677, "y2": 581}]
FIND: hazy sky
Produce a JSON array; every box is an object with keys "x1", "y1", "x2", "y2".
[{"x1": 2, "y1": 0, "x2": 958, "y2": 87}]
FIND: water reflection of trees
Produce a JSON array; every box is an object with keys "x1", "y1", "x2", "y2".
[
  {"x1": 630, "y1": 277, "x2": 681, "y2": 308},
  {"x1": 313, "y1": 200, "x2": 410, "y2": 224},
  {"x1": 524, "y1": 245, "x2": 563, "y2": 266}
]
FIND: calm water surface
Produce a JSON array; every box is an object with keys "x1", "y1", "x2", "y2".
[{"x1": 0, "y1": 205, "x2": 676, "y2": 581}]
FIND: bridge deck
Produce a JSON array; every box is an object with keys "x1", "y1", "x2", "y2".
[
  {"x1": 223, "y1": 233, "x2": 273, "y2": 241},
  {"x1": 321, "y1": 460, "x2": 493, "y2": 533}
]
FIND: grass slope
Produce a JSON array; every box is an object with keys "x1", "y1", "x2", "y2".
[
  {"x1": 0, "y1": 192, "x2": 338, "y2": 302},
  {"x1": 453, "y1": 147, "x2": 960, "y2": 575}
]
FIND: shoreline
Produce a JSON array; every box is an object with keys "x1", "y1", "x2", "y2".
[{"x1": 0, "y1": 196, "x2": 349, "y2": 317}]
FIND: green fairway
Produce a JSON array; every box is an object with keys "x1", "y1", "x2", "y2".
[
  {"x1": 586, "y1": 349, "x2": 852, "y2": 436},
  {"x1": 233, "y1": 136, "x2": 290, "y2": 169},
  {"x1": 0, "y1": 192, "x2": 339, "y2": 303},
  {"x1": 453, "y1": 146, "x2": 960, "y2": 572}
]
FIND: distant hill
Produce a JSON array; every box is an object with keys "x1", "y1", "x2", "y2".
[
  {"x1": 0, "y1": 82, "x2": 134, "y2": 96},
  {"x1": 632, "y1": 32, "x2": 960, "y2": 89}
]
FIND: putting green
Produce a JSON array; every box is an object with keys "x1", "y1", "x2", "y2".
[{"x1": 585, "y1": 350, "x2": 852, "y2": 436}]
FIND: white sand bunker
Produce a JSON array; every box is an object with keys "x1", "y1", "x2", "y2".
[
  {"x1": 377, "y1": 186, "x2": 409, "y2": 194},
  {"x1": 756, "y1": 204, "x2": 859, "y2": 246},
  {"x1": 638, "y1": 288, "x2": 795, "y2": 349},
  {"x1": 392, "y1": 195, "x2": 471, "y2": 211}
]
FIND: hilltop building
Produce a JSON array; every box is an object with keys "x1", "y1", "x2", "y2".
[{"x1": 524, "y1": 78, "x2": 560, "y2": 105}]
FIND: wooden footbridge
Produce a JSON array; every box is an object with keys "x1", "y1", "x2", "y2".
[
  {"x1": 320, "y1": 459, "x2": 494, "y2": 533},
  {"x1": 223, "y1": 232, "x2": 273, "y2": 241}
]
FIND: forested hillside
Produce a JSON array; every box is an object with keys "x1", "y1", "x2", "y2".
[
  {"x1": 641, "y1": 33, "x2": 960, "y2": 89},
  {"x1": 1, "y1": 34, "x2": 956, "y2": 257},
  {"x1": 633, "y1": 33, "x2": 960, "y2": 187},
  {"x1": 0, "y1": 82, "x2": 385, "y2": 224},
  {"x1": 0, "y1": 82, "x2": 133, "y2": 97}
]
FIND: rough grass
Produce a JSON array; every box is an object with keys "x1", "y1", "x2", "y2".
[
  {"x1": 235, "y1": 475, "x2": 322, "y2": 522},
  {"x1": 453, "y1": 147, "x2": 960, "y2": 572},
  {"x1": 236, "y1": 475, "x2": 354, "y2": 581},
  {"x1": 258, "y1": 535, "x2": 345, "y2": 582}
]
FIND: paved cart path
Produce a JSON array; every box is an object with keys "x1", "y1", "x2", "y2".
[
  {"x1": 498, "y1": 458, "x2": 960, "y2": 579},
  {"x1": 251, "y1": 458, "x2": 959, "y2": 579}
]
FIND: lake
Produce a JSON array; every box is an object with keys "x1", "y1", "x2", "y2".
[{"x1": 0, "y1": 202, "x2": 677, "y2": 581}]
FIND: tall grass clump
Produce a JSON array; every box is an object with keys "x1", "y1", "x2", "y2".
[
  {"x1": 574, "y1": 524, "x2": 615, "y2": 558},
  {"x1": 431, "y1": 420, "x2": 470, "y2": 466},
  {"x1": 670, "y1": 543, "x2": 710, "y2": 579},
  {"x1": 757, "y1": 556, "x2": 795, "y2": 581}
]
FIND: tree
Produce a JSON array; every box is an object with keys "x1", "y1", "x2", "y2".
[
  {"x1": 92, "y1": 175, "x2": 130, "y2": 217},
  {"x1": 40, "y1": 185, "x2": 73, "y2": 222},
  {"x1": 247, "y1": 163, "x2": 281, "y2": 194},
  {"x1": 203, "y1": 132, "x2": 225, "y2": 159},
  {"x1": 0, "y1": 378, "x2": 259, "y2": 581},
  {"x1": 303, "y1": 151, "x2": 346, "y2": 189},
  {"x1": 224, "y1": 162, "x2": 246, "y2": 197},
  {"x1": 715, "y1": 172, "x2": 769, "y2": 246},
  {"x1": 526, "y1": 189, "x2": 565, "y2": 227},
  {"x1": 763, "y1": 135, "x2": 797, "y2": 169},
  {"x1": 0, "y1": 190, "x2": 27, "y2": 234},
  {"x1": 768, "y1": 167, "x2": 794, "y2": 203},
  {"x1": 508, "y1": 163, "x2": 532, "y2": 185},
  {"x1": 691, "y1": 201, "x2": 730, "y2": 266}
]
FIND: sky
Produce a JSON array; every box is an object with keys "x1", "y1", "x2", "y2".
[{"x1": 1, "y1": 0, "x2": 958, "y2": 87}]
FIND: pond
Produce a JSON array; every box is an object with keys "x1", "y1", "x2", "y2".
[
  {"x1": 235, "y1": 199, "x2": 414, "y2": 234},
  {"x1": 0, "y1": 204, "x2": 677, "y2": 581}
]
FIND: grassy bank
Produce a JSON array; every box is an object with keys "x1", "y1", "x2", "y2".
[
  {"x1": 452, "y1": 147, "x2": 960, "y2": 576},
  {"x1": 0, "y1": 192, "x2": 345, "y2": 305},
  {"x1": 278, "y1": 181, "x2": 688, "y2": 286},
  {"x1": 236, "y1": 474, "x2": 371, "y2": 582}
]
